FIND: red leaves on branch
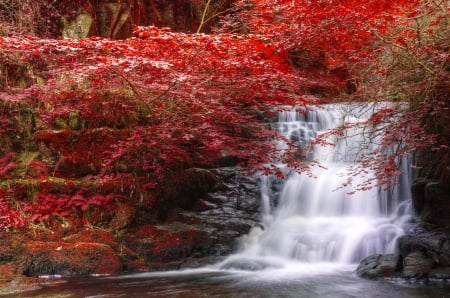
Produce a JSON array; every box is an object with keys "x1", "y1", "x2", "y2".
[{"x1": 225, "y1": 0, "x2": 420, "y2": 64}]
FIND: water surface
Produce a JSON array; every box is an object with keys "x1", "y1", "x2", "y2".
[{"x1": 10, "y1": 267, "x2": 450, "y2": 298}]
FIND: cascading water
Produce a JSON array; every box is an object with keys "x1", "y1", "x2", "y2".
[{"x1": 219, "y1": 103, "x2": 412, "y2": 272}]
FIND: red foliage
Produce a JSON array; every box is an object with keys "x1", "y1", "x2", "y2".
[
  {"x1": 0, "y1": 0, "x2": 446, "y2": 230},
  {"x1": 222, "y1": 0, "x2": 420, "y2": 64},
  {"x1": 23, "y1": 191, "x2": 124, "y2": 223},
  {"x1": 0, "y1": 152, "x2": 17, "y2": 179},
  {"x1": 0, "y1": 189, "x2": 25, "y2": 230}
]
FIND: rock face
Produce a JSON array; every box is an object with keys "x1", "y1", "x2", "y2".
[
  {"x1": 134, "y1": 167, "x2": 262, "y2": 269},
  {"x1": 411, "y1": 178, "x2": 450, "y2": 228}
]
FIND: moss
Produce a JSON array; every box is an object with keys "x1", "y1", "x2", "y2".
[{"x1": 12, "y1": 151, "x2": 40, "y2": 179}]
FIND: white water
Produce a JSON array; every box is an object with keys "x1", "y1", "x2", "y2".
[{"x1": 219, "y1": 103, "x2": 412, "y2": 273}]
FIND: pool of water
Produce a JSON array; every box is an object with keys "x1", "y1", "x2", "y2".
[{"x1": 10, "y1": 266, "x2": 450, "y2": 298}]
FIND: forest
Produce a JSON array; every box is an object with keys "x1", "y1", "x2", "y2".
[{"x1": 0, "y1": 0, "x2": 449, "y2": 295}]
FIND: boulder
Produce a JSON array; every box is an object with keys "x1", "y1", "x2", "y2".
[
  {"x1": 17, "y1": 241, "x2": 122, "y2": 277},
  {"x1": 358, "y1": 232, "x2": 450, "y2": 280},
  {"x1": 356, "y1": 254, "x2": 400, "y2": 279},
  {"x1": 402, "y1": 251, "x2": 435, "y2": 277}
]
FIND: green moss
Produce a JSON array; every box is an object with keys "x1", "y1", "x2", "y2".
[{"x1": 12, "y1": 151, "x2": 40, "y2": 179}]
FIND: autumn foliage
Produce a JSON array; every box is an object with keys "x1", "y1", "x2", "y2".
[
  {"x1": 0, "y1": 0, "x2": 448, "y2": 230},
  {"x1": 0, "y1": 24, "x2": 338, "y2": 230}
]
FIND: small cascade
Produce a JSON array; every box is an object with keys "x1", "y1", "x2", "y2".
[{"x1": 219, "y1": 103, "x2": 412, "y2": 271}]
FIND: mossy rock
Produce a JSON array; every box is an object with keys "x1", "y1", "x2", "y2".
[{"x1": 60, "y1": 14, "x2": 94, "y2": 39}]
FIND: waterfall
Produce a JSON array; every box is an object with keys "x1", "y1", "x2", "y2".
[{"x1": 219, "y1": 103, "x2": 412, "y2": 272}]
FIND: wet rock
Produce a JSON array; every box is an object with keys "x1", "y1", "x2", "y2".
[
  {"x1": 356, "y1": 254, "x2": 400, "y2": 279},
  {"x1": 429, "y1": 267, "x2": 450, "y2": 279},
  {"x1": 358, "y1": 232, "x2": 450, "y2": 280},
  {"x1": 397, "y1": 235, "x2": 436, "y2": 259},
  {"x1": 439, "y1": 166, "x2": 450, "y2": 190},
  {"x1": 402, "y1": 251, "x2": 434, "y2": 277},
  {"x1": 127, "y1": 166, "x2": 264, "y2": 266}
]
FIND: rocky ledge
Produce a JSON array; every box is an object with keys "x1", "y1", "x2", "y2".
[{"x1": 357, "y1": 230, "x2": 450, "y2": 279}]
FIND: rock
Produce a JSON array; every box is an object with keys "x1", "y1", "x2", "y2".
[
  {"x1": 358, "y1": 231, "x2": 450, "y2": 280},
  {"x1": 397, "y1": 235, "x2": 435, "y2": 259},
  {"x1": 429, "y1": 267, "x2": 450, "y2": 279},
  {"x1": 439, "y1": 166, "x2": 450, "y2": 190},
  {"x1": 402, "y1": 251, "x2": 435, "y2": 277},
  {"x1": 423, "y1": 182, "x2": 450, "y2": 227},
  {"x1": 411, "y1": 178, "x2": 431, "y2": 215},
  {"x1": 159, "y1": 168, "x2": 219, "y2": 215},
  {"x1": 0, "y1": 264, "x2": 44, "y2": 296},
  {"x1": 356, "y1": 254, "x2": 400, "y2": 279},
  {"x1": 61, "y1": 14, "x2": 94, "y2": 39},
  {"x1": 411, "y1": 179, "x2": 450, "y2": 228},
  {"x1": 439, "y1": 240, "x2": 450, "y2": 266},
  {"x1": 128, "y1": 167, "x2": 261, "y2": 265},
  {"x1": 18, "y1": 241, "x2": 122, "y2": 277}
]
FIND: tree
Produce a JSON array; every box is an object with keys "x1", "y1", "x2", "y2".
[
  {"x1": 0, "y1": 18, "x2": 349, "y2": 228},
  {"x1": 219, "y1": 0, "x2": 449, "y2": 187}
]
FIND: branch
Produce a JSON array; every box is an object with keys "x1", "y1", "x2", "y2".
[
  {"x1": 371, "y1": 30, "x2": 435, "y2": 75},
  {"x1": 196, "y1": 0, "x2": 213, "y2": 33},
  {"x1": 108, "y1": 67, "x2": 145, "y2": 101}
]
